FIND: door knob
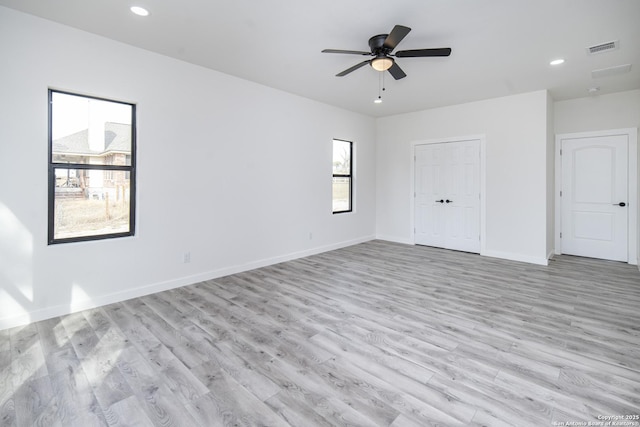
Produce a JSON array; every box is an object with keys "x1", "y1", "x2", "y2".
[
  {"x1": 435, "y1": 199, "x2": 444, "y2": 203},
  {"x1": 615, "y1": 202, "x2": 627, "y2": 207},
  {"x1": 445, "y1": 199, "x2": 453, "y2": 203}
]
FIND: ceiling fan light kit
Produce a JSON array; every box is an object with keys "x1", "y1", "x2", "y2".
[
  {"x1": 322, "y1": 25, "x2": 452, "y2": 80},
  {"x1": 371, "y1": 56, "x2": 394, "y2": 71}
]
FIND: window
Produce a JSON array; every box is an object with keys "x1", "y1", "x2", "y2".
[
  {"x1": 48, "y1": 90, "x2": 136, "y2": 244},
  {"x1": 332, "y1": 139, "x2": 352, "y2": 213}
]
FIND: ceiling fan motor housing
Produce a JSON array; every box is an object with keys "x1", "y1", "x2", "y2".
[
  {"x1": 369, "y1": 34, "x2": 391, "y2": 54},
  {"x1": 369, "y1": 34, "x2": 394, "y2": 70}
]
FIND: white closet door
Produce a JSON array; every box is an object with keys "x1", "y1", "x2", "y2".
[
  {"x1": 415, "y1": 140, "x2": 480, "y2": 253},
  {"x1": 415, "y1": 144, "x2": 447, "y2": 248}
]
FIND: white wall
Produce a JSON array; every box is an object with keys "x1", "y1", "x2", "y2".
[
  {"x1": 554, "y1": 90, "x2": 640, "y2": 135},
  {"x1": 546, "y1": 92, "x2": 555, "y2": 259},
  {"x1": 0, "y1": 7, "x2": 376, "y2": 330},
  {"x1": 376, "y1": 90, "x2": 550, "y2": 264}
]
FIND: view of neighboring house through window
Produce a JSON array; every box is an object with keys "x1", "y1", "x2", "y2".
[
  {"x1": 48, "y1": 90, "x2": 136, "y2": 243},
  {"x1": 332, "y1": 139, "x2": 352, "y2": 213}
]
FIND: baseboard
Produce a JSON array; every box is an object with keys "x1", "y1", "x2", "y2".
[
  {"x1": 547, "y1": 249, "x2": 555, "y2": 262},
  {"x1": 0, "y1": 235, "x2": 375, "y2": 331},
  {"x1": 481, "y1": 249, "x2": 549, "y2": 266},
  {"x1": 377, "y1": 236, "x2": 551, "y2": 266},
  {"x1": 553, "y1": 249, "x2": 638, "y2": 266},
  {"x1": 375, "y1": 234, "x2": 414, "y2": 245}
]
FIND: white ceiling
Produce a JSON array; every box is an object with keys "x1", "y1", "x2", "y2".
[{"x1": 1, "y1": 0, "x2": 639, "y2": 117}]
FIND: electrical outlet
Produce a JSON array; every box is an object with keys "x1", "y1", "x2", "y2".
[
  {"x1": 183, "y1": 252, "x2": 191, "y2": 263},
  {"x1": 309, "y1": 232, "x2": 313, "y2": 240}
]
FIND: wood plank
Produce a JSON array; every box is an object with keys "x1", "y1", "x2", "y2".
[
  {"x1": 9, "y1": 324, "x2": 48, "y2": 388},
  {"x1": 190, "y1": 347, "x2": 281, "y2": 403},
  {"x1": 264, "y1": 391, "x2": 335, "y2": 427},
  {"x1": 120, "y1": 298, "x2": 209, "y2": 369},
  {"x1": 319, "y1": 357, "x2": 468, "y2": 426},
  {"x1": 47, "y1": 365, "x2": 108, "y2": 427},
  {"x1": 0, "y1": 349, "x2": 16, "y2": 427},
  {"x1": 0, "y1": 329, "x2": 9, "y2": 353},
  {"x1": 60, "y1": 313, "x2": 101, "y2": 360},
  {"x1": 310, "y1": 330, "x2": 476, "y2": 424},
  {"x1": 0, "y1": 396, "x2": 17, "y2": 427},
  {"x1": 102, "y1": 395, "x2": 155, "y2": 427},
  {"x1": 12, "y1": 375, "x2": 58, "y2": 427},
  {"x1": 88, "y1": 362, "x2": 135, "y2": 412},
  {"x1": 35, "y1": 318, "x2": 69, "y2": 356},
  {"x1": 185, "y1": 369, "x2": 290, "y2": 427},
  {"x1": 114, "y1": 346, "x2": 200, "y2": 426}
]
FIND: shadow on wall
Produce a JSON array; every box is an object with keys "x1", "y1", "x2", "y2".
[
  {"x1": 1, "y1": 201, "x2": 129, "y2": 332},
  {"x1": 0, "y1": 202, "x2": 82, "y2": 330},
  {"x1": 0, "y1": 202, "x2": 36, "y2": 328}
]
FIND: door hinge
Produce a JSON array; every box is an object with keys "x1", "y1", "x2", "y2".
[
  {"x1": 560, "y1": 148, "x2": 562, "y2": 155},
  {"x1": 560, "y1": 232, "x2": 562, "y2": 238},
  {"x1": 560, "y1": 190, "x2": 562, "y2": 197}
]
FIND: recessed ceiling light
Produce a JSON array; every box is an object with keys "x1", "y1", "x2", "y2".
[
  {"x1": 374, "y1": 97, "x2": 382, "y2": 104},
  {"x1": 130, "y1": 6, "x2": 150, "y2": 16},
  {"x1": 588, "y1": 87, "x2": 600, "y2": 93},
  {"x1": 550, "y1": 59, "x2": 565, "y2": 66}
]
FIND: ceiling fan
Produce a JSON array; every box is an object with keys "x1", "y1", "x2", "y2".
[{"x1": 322, "y1": 25, "x2": 451, "y2": 80}]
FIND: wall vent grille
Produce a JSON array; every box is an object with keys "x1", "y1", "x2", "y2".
[{"x1": 587, "y1": 40, "x2": 619, "y2": 55}]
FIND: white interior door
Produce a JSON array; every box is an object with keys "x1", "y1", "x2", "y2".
[
  {"x1": 415, "y1": 144, "x2": 446, "y2": 248},
  {"x1": 415, "y1": 140, "x2": 480, "y2": 253},
  {"x1": 561, "y1": 135, "x2": 628, "y2": 261}
]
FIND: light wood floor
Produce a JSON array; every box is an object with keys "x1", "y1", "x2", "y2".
[{"x1": 2, "y1": 240, "x2": 640, "y2": 426}]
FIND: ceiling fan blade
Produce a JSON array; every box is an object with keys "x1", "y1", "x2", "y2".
[
  {"x1": 336, "y1": 60, "x2": 371, "y2": 77},
  {"x1": 322, "y1": 49, "x2": 371, "y2": 55},
  {"x1": 387, "y1": 62, "x2": 406, "y2": 80},
  {"x1": 395, "y1": 47, "x2": 452, "y2": 58},
  {"x1": 383, "y1": 25, "x2": 411, "y2": 51}
]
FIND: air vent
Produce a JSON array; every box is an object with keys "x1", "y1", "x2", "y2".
[
  {"x1": 591, "y1": 64, "x2": 632, "y2": 79},
  {"x1": 586, "y1": 40, "x2": 619, "y2": 55}
]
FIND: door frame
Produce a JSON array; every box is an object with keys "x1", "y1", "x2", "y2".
[
  {"x1": 555, "y1": 128, "x2": 638, "y2": 265},
  {"x1": 410, "y1": 135, "x2": 487, "y2": 254}
]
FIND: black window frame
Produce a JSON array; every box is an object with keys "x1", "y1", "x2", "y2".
[
  {"x1": 48, "y1": 89, "x2": 136, "y2": 244},
  {"x1": 332, "y1": 138, "x2": 353, "y2": 214}
]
